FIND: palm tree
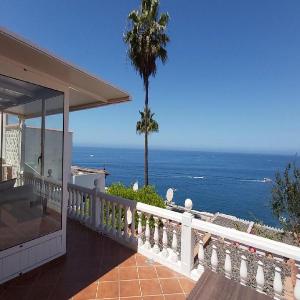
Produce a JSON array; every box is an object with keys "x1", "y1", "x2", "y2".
[
  {"x1": 124, "y1": 0, "x2": 170, "y2": 185},
  {"x1": 136, "y1": 108, "x2": 159, "y2": 135}
]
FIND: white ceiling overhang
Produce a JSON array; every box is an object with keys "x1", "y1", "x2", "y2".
[{"x1": 0, "y1": 27, "x2": 131, "y2": 116}]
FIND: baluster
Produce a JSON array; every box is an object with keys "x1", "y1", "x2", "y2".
[
  {"x1": 171, "y1": 226, "x2": 178, "y2": 263},
  {"x1": 111, "y1": 202, "x2": 116, "y2": 235},
  {"x1": 124, "y1": 206, "x2": 129, "y2": 239},
  {"x1": 161, "y1": 219, "x2": 168, "y2": 258},
  {"x1": 240, "y1": 255, "x2": 248, "y2": 286},
  {"x1": 81, "y1": 192, "x2": 85, "y2": 221},
  {"x1": 197, "y1": 240, "x2": 205, "y2": 274},
  {"x1": 130, "y1": 207, "x2": 136, "y2": 240},
  {"x1": 224, "y1": 250, "x2": 232, "y2": 279},
  {"x1": 118, "y1": 204, "x2": 122, "y2": 237},
  {"x1": 137, "y1": 211, "x2": 143, "y2": 247},
  {"x1": 211, "y1": 244, "x2": 218, "y2": 272},
  {"x1": 76, "y1": 190, "x2": 81, "y2": 219},
  {"x1": 67, "y1": 188, "x2": 71, "y2": 215},
  {"x1": 86, "y1": 193, "x2": 91, "y2": 225},
  {"x1": 294, "y1": 273, "x2": 300, "y2": 300},
  {"x1": 144, "y1": 214, "x2": 151, "y2": 249},
  {"x1": 106, "y1": 200, "x2": 110, "y2": 231},
  {"x1": 80, "y1": 192, "x2": 84, "y2": 220},
  {"x1": 153, "y1": 217, "x2": 160, "y2": 254},
  {"x1": 256, "y1": 260, "x2": 265, "y2": 293},
  {"x1": 273, "y1": 267, "x2": 282, "y2": 300},
  {"x1": 101, "y1": 199, "x2": 105, "y2": 229}
]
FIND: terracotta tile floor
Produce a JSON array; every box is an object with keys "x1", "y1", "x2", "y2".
[{"x1": 0, "y1": 219, "x2": 195, "y2": 300}]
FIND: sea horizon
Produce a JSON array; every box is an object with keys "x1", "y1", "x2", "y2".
[{"x1": 72, "y1": 145, "x2": 299, "y2": 227}]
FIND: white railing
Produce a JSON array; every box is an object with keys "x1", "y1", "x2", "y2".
[
  {"x1": 66, "y1": 182, "x2": 300, "y2": 299},
  {"x1": 21, "y1": 171, "x2": 62, "y2": 212},
  {"x1": 22, "y1": 175, "x2": 300, "y2": 299}
]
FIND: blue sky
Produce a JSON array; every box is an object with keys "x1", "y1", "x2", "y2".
[{"x1": 1, "y1": 0, "x2": 300, "y2": 154}]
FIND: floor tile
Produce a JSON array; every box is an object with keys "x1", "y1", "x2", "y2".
[
  {"x1": 99, "y1": 267, "x2": 118, "y2": 282},
  {"x1": 119, "y1": 266, "x2": 139, "y2": 280},
  {"x1": 140, "y1": 279, "x2": 162, "y2": 296},
  {"x1": 159, "y1": 278, "x2": 183, "y2": 294},
  {"x1": 178, "y1": 278, "x2": 195, "y2": 294},
  {"x1": 98, "y1": 281, "x2": 119, "y2": 299},
  {"x1": 156, "y1": 266, "x2": 178, "y2": 279},
  {"x1": 143, "y1": 295, "x2": 165, "y2": 300},
  {"x1": 137, "y1": 266, "x2": 157, "y2": 279},
  {"x1": 164, "y1": 294, "x2": 186, "y2": 300},
  {"x1": 120, "y1": 279, "x2": 141, "y2": 297},
  {"x1": 119, "y1": 256, "x2": 137, "y2": 268}
]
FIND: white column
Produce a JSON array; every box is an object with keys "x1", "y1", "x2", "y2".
[
  {"x1": 171, "y1": 227, "x2": 178, "y2": 263},
  {"x1": 273, "y1": 267, "x2": 282, "y2": 300},
  {"x1": 224, "y1": 250, "x2": 232, "y2": 279},
  {"x1": 211, "y1": 245, "x2": 218, "y2": 272},
  {"x1": 153, "y1": 216, "x2": 160, "y2": 254},
  {"x1": 161, "y1": 219, "x2": 168, "y2": 258},
  {"x1": 180, "y1": 199, "x2": 194, "y2": 276},
  {"x1": 240, "y1": 255, "x2": 248, "y2": 286},
  {"x1": 144, "y1": 214, "x2": 151, "y2": 249},
  {"x1": 294, "y1": 273, "x2": 300, "y2": 300},
  {"x1": 256, "y1": 260, "x2": 265, "y2": 293},
  {"x1": 137, "y1": 211, "x2": 143, "y2": 247},
  {"x1": 197, "y1": 240, "x2": 205, "y2": 274}
]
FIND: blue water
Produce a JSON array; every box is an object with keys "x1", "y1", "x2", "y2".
[{"x1": 72, "y1": 146, "x2": 296, "y2": 226}]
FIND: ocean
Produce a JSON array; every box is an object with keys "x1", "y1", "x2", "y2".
[{"x1": 72, "y1": 146, "x2": 296, "y2": 227}]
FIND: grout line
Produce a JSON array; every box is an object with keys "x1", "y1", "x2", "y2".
[
  {"x1": 95, "y1": 279, "x2": 100, "y2": 299},
  {"x1": 154, "y1": 265, "x2": 165, "y2": 300},
  {"x1": 135, "y1": 254, "x2": 143, "y2": 298},
  {"x1": 117, "y1": 266, "x2": 120, "y2": 300},
  {"x1": 177, "y1": 277, "x2": 185, "y2": 295}
]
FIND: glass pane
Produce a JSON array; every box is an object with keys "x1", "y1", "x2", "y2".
[{"x1": 0, "y1": 74, "x2": 64, "y2": 251}]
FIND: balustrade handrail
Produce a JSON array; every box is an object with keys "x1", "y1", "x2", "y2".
[
  {"x1": 192, "y1": 218, "x2": 300, "y2": 261},
  {"x1": 68, "y1": 182, "x2": 183, "y2": 223}
]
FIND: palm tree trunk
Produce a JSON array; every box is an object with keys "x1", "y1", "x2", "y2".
[{"x1": 144, "y1": 78, "x2": 149, "y2": 186}]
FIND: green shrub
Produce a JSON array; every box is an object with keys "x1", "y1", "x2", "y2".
[{"x1": 107, "y1": 182, "x2": 165, "y2": 208}]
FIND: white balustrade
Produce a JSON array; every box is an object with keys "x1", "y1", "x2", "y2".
[
  {"x1": 224, "y1": 249, "x2": 232, "y2": 279},
  {"x1": 211, "y1": 245, "x2": 218, "y2": 272},
  {"x1": 273, "y1": 267, "x2": 282, "y2": 300},
  {"x1": 63, "y1": 184, "x2": 300, "y2": 298},
  {"x1": 256, "y1": 260, "x2": 264, "y2": 293},
  {"x1": 240, "y1": 255, "x2": 248, "y2": 286}
]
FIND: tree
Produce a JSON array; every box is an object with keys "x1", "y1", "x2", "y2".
[
  {"x1": 136, "y1": 108, "x2": 159, "y2": 135},
  {"x1": 124, "y1": 0, "x2": 170, "y2": 185},
  {"x1": 271, "y1": 163, "x2": 300, "y2": 241}
]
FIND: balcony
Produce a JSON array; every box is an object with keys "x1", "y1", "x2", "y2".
[
  {"x1": 1, "y1": 177, "x2": 300, "y2": 299},
  {"x1": 0, "y1": 219, "x2": 195, "y2": 299}
]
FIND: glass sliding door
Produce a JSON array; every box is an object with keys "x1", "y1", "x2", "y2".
[{"x1": 0, "y1": 74, "x2": 64, "y2": 251}]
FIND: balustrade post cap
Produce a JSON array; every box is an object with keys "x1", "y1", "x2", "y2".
[
  {"x1": 199, "y1": 240, "x2": 204, "y2": 245},
  {"x1": 212, "y1": 244, "x2": 217, "y2": 249},
  {"x1": 241, "y1": 255, "x2": 247, "y2": 260},
  {"x1": 275, "y1": 266, "x2": 281, "y2": 272},
  {"x1": 184, "y1": 198, "x2": 193, "y2": 211},
  {"x1": 226, "y1": 249, "x2": 231, "y2": 254},
  {"x1": 257, "y1": 260, "x2": 264, "y2": 266}
]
